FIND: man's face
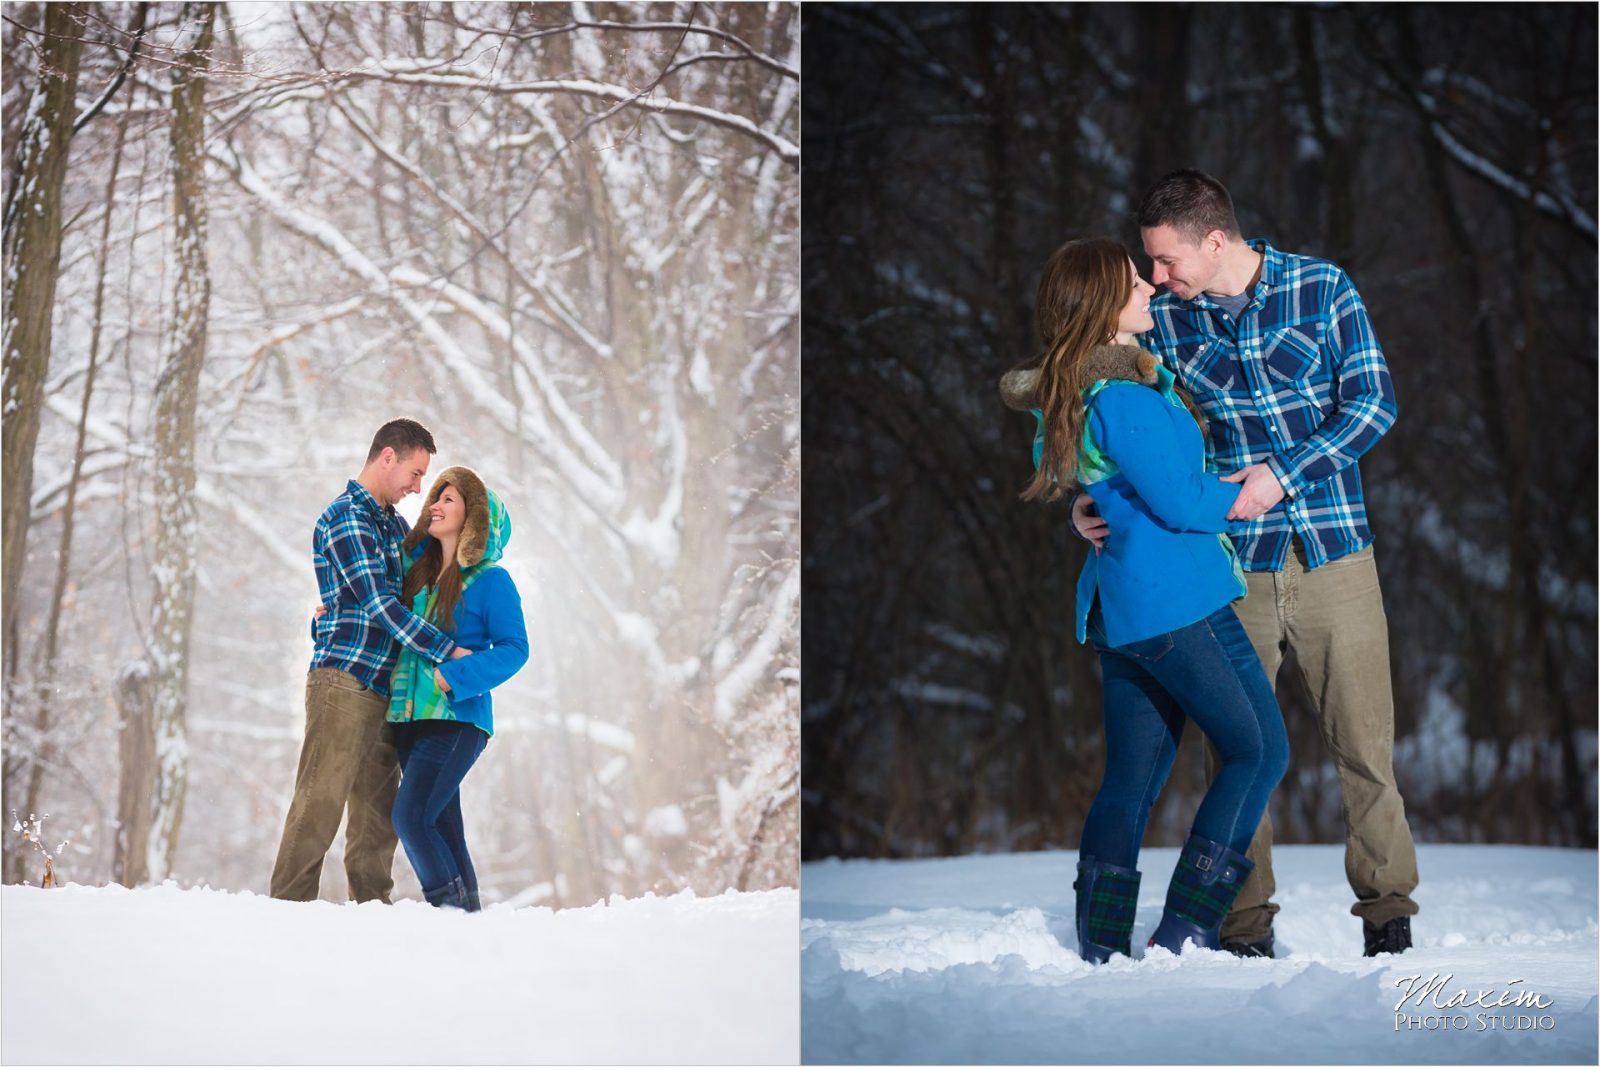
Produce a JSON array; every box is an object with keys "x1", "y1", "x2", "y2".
[
  {"x1": 1142, "y1": 224, "x2": 1222, "y2": 301},
  {"x1": 379, "y1": 447, "x2": 430, "y2": 507}
]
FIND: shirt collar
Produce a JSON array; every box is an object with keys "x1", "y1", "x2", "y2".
[
  {"x1": 1250, "y1": 237, "x2": 1284, "y2": 291},
  {"x1": 346, "y1": 479, "x2": 392, "y2": 520}
]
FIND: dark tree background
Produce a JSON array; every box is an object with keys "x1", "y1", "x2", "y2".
[{"x1": 801, "y1": 2, "x2": 1597, "y2": 859}]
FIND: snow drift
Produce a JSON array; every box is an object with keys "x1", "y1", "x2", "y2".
[
  {"x1": 801, "y1": 844, "x2": 1597, "y2": 1064},
  {"x1": 2, "y1": 883, "x2": 798, "y2": 1065}
]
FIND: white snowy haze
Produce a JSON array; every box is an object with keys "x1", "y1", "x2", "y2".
[{"x1": 1, "y1": 2, "x2": 799, "y2": 906}]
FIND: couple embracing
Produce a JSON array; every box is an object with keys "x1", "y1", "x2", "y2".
[
  {"x1": 268, "y1": 418, "x2": 529, "y2": 911},
  {"x1": 1003, "y1": 171, "x2": 1419, "y2": 962}
]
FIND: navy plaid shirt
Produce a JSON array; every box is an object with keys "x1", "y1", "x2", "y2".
[
  {"x1": 1144, "y1": 239, "x2": 1397, "y2": 572},
  {"x1": 309, "y1": 480, "x2": 457, "y2": 697}
]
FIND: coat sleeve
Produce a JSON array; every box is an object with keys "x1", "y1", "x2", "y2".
[
  {"x1": 436, "y1": 568, "x2": 529, "y2": 702},
  {"x1": 1091, "y1": 384, "x2": 1241, "y2": 533},
  {"x1": 322, "y1": 513, "x2": 458, "y2": 663}
]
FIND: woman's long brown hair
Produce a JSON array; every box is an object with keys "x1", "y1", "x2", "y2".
[
  {"x1": 400, "y1": 480, "x2": 466, "y2": 631},
  {"x1": 1020, "y1": 238, "x2": 1133, "y2": 503}
]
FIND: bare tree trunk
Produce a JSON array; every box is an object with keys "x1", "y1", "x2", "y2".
[
  {"x1": 19, "y1": 110, "x2": 134, "y2": 884},
  {"x1": 1130, "y1": 4, "x2": 1194, "y2": 188},
  {"x1": 1392, "y1": 10, "x2": 1526, "y2": 829},
  {"x1": 114, "y1": 664, "x2": 156, "y2": 886},
  {"x1": 522, "y1": 742, "x2": 562, "y2": 907},
  {"x1": 138, "y1": 1, "x2": 216, "y2": 883},
  {"x1": 0, "y1": 6, "x2": 84, "y2": 871},
  {"x1": 1293, "y1": 9, "x2": 1357, "y2": 264}
]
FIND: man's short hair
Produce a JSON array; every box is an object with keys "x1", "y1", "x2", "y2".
[
  {"x1": 1137, "y1": 169, "x2": 1242, "y2": 244},
  {"x1": 366, "y1": 418, "x2": 437, "y2": 463}
]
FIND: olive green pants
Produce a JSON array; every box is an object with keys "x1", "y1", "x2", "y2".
[
  {"x1": 269, "y1": 667, "x2": 400, "y2": 903},
  {"x1": 1205, "y1": 543, "x2": 1420, "y2": 942}
]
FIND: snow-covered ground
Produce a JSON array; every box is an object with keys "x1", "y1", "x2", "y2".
[
  {"x1": 802, "y1": 845, "x2": 1597, "y2": 1064},
  {"x1": 2, "y1": 883, "x2": 799, "y2": 1066}
]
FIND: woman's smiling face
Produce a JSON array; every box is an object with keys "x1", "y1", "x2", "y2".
[
  {"x1": 429, "y1": 484, "x2": 466, "y2": 538},
  {"x1": 1116, "y1": 258, "x2": 1157, "y2": 337}
]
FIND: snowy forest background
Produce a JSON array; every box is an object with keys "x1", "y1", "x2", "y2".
[
  {"x1": 802, "y1": 4, "x2": 1598, "y2": 857},
  {"x1": 2, "y1": 1, "x2": 799, "y2": 904}
]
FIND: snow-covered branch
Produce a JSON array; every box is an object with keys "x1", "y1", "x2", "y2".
[
  {"x1": 443, "y1": 17, "x2": 798, "y2": 82},
  {"x1": 343, "y1": 61, "x2": 798, "y2": 168},
  {"x1": 713, "y1": 565, "x2": 799, "y2": 723},
  {"x1": 1416, "y1": 90, "x2": 1596, "y2": 242},
  {"x1": 327, "y1": 97, "x2": 614, "y2": 360},
  {"x1": 42, "y1": 393, "x2": 304, "y2": 574},
  {"x1": 214, "y1": 147, "x2": 627, "y2": 519},
  {"x1": 386, "y1": 266, "x2": 619, "y2": 496}
]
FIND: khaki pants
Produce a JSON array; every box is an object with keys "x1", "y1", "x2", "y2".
[
  {"x1": 269, "y1": 667, "x2": 400, "y2": 903},
  {"x1": 1205, "y1": 543, "x2": 1420, "y2": 941}
]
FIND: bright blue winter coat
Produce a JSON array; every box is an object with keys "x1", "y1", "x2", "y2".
[
  {"x1": 1004, "y1": 344, "x2": 1247, "y2": 649},
  {"x1": 387, "y1": 470, "x2": 529, "y2": 738}
]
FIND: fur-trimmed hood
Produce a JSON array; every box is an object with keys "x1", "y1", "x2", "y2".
[
  {"x1": 999, "y1": 344, "x2": 1161, "y2": 411},
  {"x1": 404, "y1": 465, "x2": 510, "y2": 570}
]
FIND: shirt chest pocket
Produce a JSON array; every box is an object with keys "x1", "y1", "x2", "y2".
[
  {"x1": 1263, "y1": 326, "x2": 1322, "y2": 384},
  {"x1": 1184, "y1": 340, "x2": 1247, "y2": 395}
]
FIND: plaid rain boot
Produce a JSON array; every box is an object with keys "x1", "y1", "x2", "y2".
[
  {"x1": 1074, "y1": 858, "x2": 1142, "y2": 964},
  {"x1": 1147, "y1": 834, "x2": 1255, "y2": 955}
]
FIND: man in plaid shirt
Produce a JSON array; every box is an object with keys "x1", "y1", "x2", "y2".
[
  {"x1": 270, "y1": 418, "x2": 470, "y2": 903},
  {"x1": 1074, "y1": 171, "x2": 1418, "y2": 958}
]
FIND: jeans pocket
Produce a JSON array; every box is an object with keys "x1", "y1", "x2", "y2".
[{"x1": 1117, "y1": 631, "x2": 1175, "y2": 663}]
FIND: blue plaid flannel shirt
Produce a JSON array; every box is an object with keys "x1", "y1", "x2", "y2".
[
  {"x1": 309, "y1": 479, "x2": 457, "y2": 697},
  {"x1": 1143, "y1": 239, "x2": 1397, "y2": 572}
]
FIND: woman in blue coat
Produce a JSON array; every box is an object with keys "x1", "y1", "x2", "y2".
[
  {"x1": 1001, "y1": 238, "x2": 1289, "y2": 961},
  {"x1": 387, "y1": 465, "x2": 529, "y2": 911}
]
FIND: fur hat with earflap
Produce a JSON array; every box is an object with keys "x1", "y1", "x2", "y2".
[{"x1": 404, "y1": 466, "x2": 498, "y2": 568}]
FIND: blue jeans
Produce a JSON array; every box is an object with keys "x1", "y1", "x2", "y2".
[
  {"x1": 391, "y1": 720, "x2": 486, "y2": 908},
  {"x1": 1079, "y1": 605, "x2": 1289, "y2": 868}
]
